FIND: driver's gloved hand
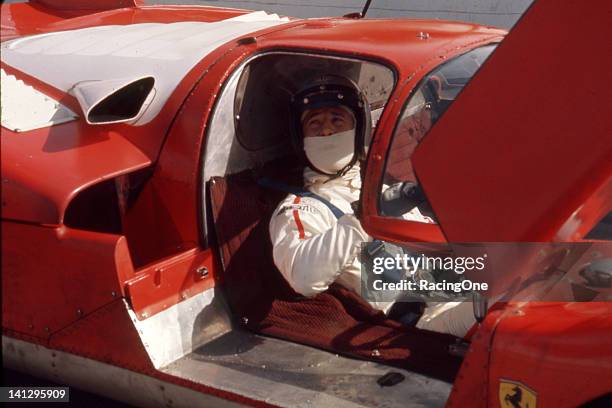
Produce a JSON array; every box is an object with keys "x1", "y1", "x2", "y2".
[
  {"x1": 387, "y1": 301, "x2": 425, "y2": 326},
  {"x1": 381, "y1": 181, "x2": 436, "y2": 219},
  {"x1": 381, "y1": 182, "x2": 420, "y2": 216},
  {"x1": 381, "y1": 181, "x2": 414, "y2": 203}
]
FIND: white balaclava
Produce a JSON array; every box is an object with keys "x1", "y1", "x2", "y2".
[{"x1": 303, "y1": 129, "x2": 355, "y2": 174}]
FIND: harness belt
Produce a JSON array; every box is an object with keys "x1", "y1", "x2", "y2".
[{"x1": 258, "y1": 177, "x2": 345, "y2": 219}]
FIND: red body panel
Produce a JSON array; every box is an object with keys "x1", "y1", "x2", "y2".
[
  {"x1": 257, "y1": 18, "x2": 504, "y2": 77},
  {"x1": 1, "y1": 222, "x2": 134, "y2": 338},
  {"x1": 446, "y1": 308, "x2": 507, "y2": 408},
  {"x1": 409, "y1": 0, "x2": 612, "y2": 242},
  {"x1": 126, "y1": 248, "x2": 216, "y2": 319},
  {"x1": 488, "y1": 303, "x2": 612, "y2": 407},
  {"x1": 32, "y1": 0, "x2": 144, "y2": 11},
  {"x1": 1, "y1": 2, "x2": 247, "y2": 40},
  {"x1": 448, "y1": 302, "x2": 612, "y2": 407},
  {"x1": 47, "y1": 299, "x2": 153, "y2": 370},
  {"x1": 1, "y1": 122, "x2": 151, "y2": 225}
]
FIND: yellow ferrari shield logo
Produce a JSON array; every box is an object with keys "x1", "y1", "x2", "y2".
[{"x1": 499, "y1": 379, "x2": 537, "y2": 408}]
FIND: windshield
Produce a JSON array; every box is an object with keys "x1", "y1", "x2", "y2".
[{"x1": 379, "y1": 44, "x2": 497, "y2": 221}]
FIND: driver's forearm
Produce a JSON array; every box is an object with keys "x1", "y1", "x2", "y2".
[{"x1": 275, "y1": 214, "x2": 370, "y2": 296}]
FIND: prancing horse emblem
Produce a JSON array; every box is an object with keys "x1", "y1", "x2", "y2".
[{"x1": 499, "y1": 379, "x2": 537, "y2": 408}]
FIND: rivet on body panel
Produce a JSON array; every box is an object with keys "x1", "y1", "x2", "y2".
[{"x1": 196, "y1": 266, "x2": 209, "y2": 279}]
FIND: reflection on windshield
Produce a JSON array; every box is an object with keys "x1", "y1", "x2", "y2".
[{"x1": 380, "y1": 44, "x2": 498, "y2": 222}]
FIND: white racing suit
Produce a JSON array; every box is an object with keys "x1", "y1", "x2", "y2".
[{"x1": 269, "y1": 165, "x2": 475, "y2": 338}]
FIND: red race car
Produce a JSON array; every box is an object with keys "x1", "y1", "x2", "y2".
[{"x1": 2, "y1": 0, "x2": 610, "y2": 407}]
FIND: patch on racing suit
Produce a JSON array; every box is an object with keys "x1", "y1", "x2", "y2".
[{"x1": 275, "y1": 203, "x2": 319, "y2": 217}]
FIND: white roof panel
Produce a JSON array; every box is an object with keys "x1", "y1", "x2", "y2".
[
  {"x1": 0, "y1": 12, "x2": 290, "y2": 126},
  {"x1": 1, "y1": 69, "x2": 78, "y2": 132}
]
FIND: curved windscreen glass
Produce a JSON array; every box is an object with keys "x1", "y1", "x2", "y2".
[{"x1": 379, "y1": 44, "x2": 497, "y2": 221}]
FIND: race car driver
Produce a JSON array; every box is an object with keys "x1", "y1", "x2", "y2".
[{"x1": 269, "y1": 75, "x2": 475, "y2": 338}]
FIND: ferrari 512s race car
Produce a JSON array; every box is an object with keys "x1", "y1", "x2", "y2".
[{"x1": 2, "y1": 0, "x2": 611, "y2": 407}]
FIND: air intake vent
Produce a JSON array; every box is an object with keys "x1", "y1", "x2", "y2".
[{"x1": 70, "y1": 76, "x2": 155, "y2": 125}]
